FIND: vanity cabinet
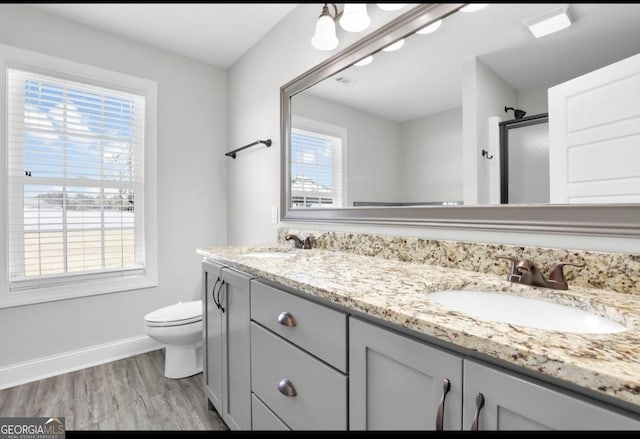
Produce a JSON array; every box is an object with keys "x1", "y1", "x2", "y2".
[
  {"x1": 202, "y1": 261, "x2": 252, "y2": 430},
  {"x1": 349, "y1": 317, "x2": 463, "y2": 430},
  {"x1": 463, "y1": 359, "x2": 640, "y2": 430},
  {"x1": 349, "y1": 317, "x2": 640, "y2": 431},
  {"x1": 249, "y1": 280, "x2": 348, "y2": 430}
]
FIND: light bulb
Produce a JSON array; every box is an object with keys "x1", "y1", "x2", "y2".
[
  {"x1": 311, "y1": 15, "x2": 339, "y2": 51},
  {"x1": 382, "y1": 39, "x2": 405, "y2": 52},
  {"x1": 460, "y1": 4, "x2": 488, "y2": 13},
  {"x1": 377, "y1": 4, "x2": 407, "y2": 11},
  {"x1": 339, "y1": 4, "x2": 371, "y2": 33},
  {"x1": 354, "y1": 56, "x2": 373, "y2": 67},
  {"x1": 416, "y1": 19, "x2": 442, "y2": 35}
]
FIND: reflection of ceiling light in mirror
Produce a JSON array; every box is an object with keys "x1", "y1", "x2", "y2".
[
  {"x1": 416, "y1": 19, "x2": 442, "y2": 35},
  {"x1": 524, "y1": 5, "x2": 572, "y2": 38},
  {"x1": 460, "y1": 4, "x2": 488, "y2": 13},
  {"x1": 382, "y1": 39, "x2": 405, "y2": 52},
  {"x1": 354, "y1": 56, "x2": 373, "y2": 67},
  {"x1": 377, "y1": 4, "x2": 407, "y2": 11},
  {"x1": 339, "y1": 4, "x2": 371, "y2": 32}
]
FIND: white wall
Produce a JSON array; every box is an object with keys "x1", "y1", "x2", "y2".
[
  {"x1": 0, "y1": 4, "x2": 227, "y2": 367},
  {"x1": 474, "y1": 58, "x2": 518, "y2": 205},
  {"x1": 399, "y1": 108, "x2": 463, "y2": 203},
  {"x1": 292, "y1": 93, "x2": 402, "y2": 206},
  {"x1": 518, "y1": 86, "x2": 549, "y2": 116},
  {"x1": 227, "y1": 5, "x2": 640, "y2": 254}
]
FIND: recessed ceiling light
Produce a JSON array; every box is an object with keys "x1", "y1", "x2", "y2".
[
  {"x1": 416, "y1": 19, "x2": 442, "y2": 35},
  {"x1": 460, "y1": 4, "x2": 488, "y2": 13},
  {"x1": 354, "y1": 56, "x2": 373, "y2": 67},
  {"x1": 377, "y1": 4, "x2": 407, "y2": 11},
  {"x1": 524, "y1": 5, "x2": 572, "y2": 38},
  {"x1": 382, "y1": 39, "x2": 405, "y2": 52}
]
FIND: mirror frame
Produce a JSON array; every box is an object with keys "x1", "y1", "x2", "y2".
[{"x1": 280, "y1": 3, "x2": 640, "y2": 238}]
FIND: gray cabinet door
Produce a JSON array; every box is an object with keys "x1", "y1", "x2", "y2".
[
  {"x1": 463, "y1": 359, "x2": 640, "y2": 430},
  {"x1": 220, "y1": 267, "x2": 252, "y2": 430},
  {"x1": 349, "y1": 317, "x2": 463, "y2": 431},
  {"x1": 202, "y1": 261, "x2": 224, "y2": 414}
]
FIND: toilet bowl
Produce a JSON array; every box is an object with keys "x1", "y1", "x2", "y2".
[{"x1": 144, "y1": 300, "x2": 203, "y2": 379}]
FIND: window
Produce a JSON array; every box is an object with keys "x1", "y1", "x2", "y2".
[
  {"x1": 1, "y1": 45, "x2": 157, "y2": 308},
  {"x1": 290, "y1": 118, "x2": 345, "y2": 208}
]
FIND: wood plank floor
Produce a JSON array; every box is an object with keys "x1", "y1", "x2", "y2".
[{"x1": 0, "y1": 349, "x2": 228, "y2": 431}]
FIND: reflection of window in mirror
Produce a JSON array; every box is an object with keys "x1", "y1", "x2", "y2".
[{"x1": 290, "y1": 116, "x2": 346, "y2": 208}]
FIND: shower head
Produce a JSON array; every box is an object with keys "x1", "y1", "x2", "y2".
[{"x1": 505, "y1": 106, "x2": 526, "y2": 119}]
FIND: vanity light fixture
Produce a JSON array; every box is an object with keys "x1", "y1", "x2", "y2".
[
  {"x1": 311, "y1": 3, "x2": 340, "y2": 51},
  {"x1": 524, "y1": 5, "x2": 572, "y2": 38},
  {"x1": 311, "y1": 3, "x2": 404, "y2": 51},
  {"x1": 460, "y1": 4, "x2": 488, "y2": 13},
  {"x1": 354, "y1": 55, "x2": 373, "y2": 67},
  {"x1": 416, "y1": 19, "x2": 442, "y2": 35},
  {"x1": 340, "y1": 4, "x2": 371, "y2": 32},
  {"x1": 377, "y1": 4, "x2": 407, "y2": 11},
  {"x1": 382, "y1": 38, "x2": 405, "y2": 52}
]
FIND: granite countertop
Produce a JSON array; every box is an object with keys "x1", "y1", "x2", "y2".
[{"x1": 196, "y1": 245, "x2": 640, "y2": 409}]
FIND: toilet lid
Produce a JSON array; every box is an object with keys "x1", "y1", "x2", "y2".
[{"x1": 144, "y1": 300, "x2": 202, "y2": 326}]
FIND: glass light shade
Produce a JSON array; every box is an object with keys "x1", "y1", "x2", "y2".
[
  {"x1": 311, "y1": 15, "x2": 339, "y2": 51},
  {"x1": 377, "y1": 4, "x2": 407, "y2": 11},
  {"x1": 416, "y1": 19, "x2": 442, "y2": 35},
  {"x1": 382, "y1": 39, "x2": 405, "y2": 52},
  {"x1": 354, "y1": 56, "x2": 373, "y2": 67},
  {"x1": 460, "y1": 4, "x2": 488, "y2": 13},
  {"x1": 339, "y1": 4, "x2": 371, "y2": 32}
]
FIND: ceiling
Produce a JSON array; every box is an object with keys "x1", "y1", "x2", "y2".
[
  {"x1": 304, "y1": 3, "x2": 640, "y2": 122},
  {"x1": 28, "y1": 3, "x2": 298, "y2": 68}
]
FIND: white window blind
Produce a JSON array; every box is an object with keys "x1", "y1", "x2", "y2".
[
  {"x1": 290, "y1": 128, "x2": 343, "y2": 208},
  {"x1": 7, "y1": 68, "x2": 146, "y2": 290}
]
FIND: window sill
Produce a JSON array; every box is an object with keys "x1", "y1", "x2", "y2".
[{"x1": 0, "y1": 273, "x2": 158, "y2": 309}]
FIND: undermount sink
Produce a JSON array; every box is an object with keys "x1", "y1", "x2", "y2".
[{"x1": 428, "y1": 290, "x2": 627, "y2": 334}]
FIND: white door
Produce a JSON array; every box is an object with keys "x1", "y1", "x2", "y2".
[{"x1": 548, "y1": 53, "x2": 640, "y2": 203}]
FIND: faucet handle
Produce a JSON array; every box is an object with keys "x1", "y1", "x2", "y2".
[
  {"x1": 303, "y1": 235, "x2": 314, "y2": 249},
  {"x1": 495, "y1": 255, "x2": 521, "y2": 281},
  {"x1": 548, "y1": 261, "x2": 586, "y2": 285}
]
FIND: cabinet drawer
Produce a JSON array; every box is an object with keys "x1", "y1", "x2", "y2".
[
  {"x1": 250, "y1": 322, "x2": 347, "y2": 430},
  {"x1": 251, "y1": 394, "x2": 290, "y2": 431},
  {"x1": 251, "y1": 280, "x2": 347, "y2": 372}
]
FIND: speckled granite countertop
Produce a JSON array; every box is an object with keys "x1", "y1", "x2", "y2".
[{"x1": 196, "y1": 245, "x2": 640, "y2": 409}]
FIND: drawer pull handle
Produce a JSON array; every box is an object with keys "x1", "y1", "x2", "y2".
[
  {"x1": 277, "y1": 311, "x2": 297, "y2": 327},
  {"x1": 435, "y1": 378, "x2": 451, "y2": 431},
  {"x1": 277, "y1": 378, "x2": 297, "y2": 397},
  {"x1": 470, "y1": 393, "x2": 485, "y2": 431}
]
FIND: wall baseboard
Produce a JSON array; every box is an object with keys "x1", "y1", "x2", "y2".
[{"x1": 0, "y1": 335, "x2": 163, "y2": 390}]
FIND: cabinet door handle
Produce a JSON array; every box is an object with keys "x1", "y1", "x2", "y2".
[
  {"x1": 211, "y1": 277, "x2": 221, "y2": 309},
  {"x1": 216, "y1": 279, "x2": 226, "y2": 313},
  {"x1": 435, "y1": 378, "x2": 451, "y2": 431},
  {"x1": 470, "y1": 393, "x2": 485, "y2": 431},
  {"x1": 277, "y1": 311, "x2": 297, "y2": 327},
  {"x1": 277, "y1": 378, "x2": 297, "y2": 397}
]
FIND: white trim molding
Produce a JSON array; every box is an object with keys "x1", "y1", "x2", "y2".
[{"x1": 0, "y1": 335, "x2": 162, "y2": 390}]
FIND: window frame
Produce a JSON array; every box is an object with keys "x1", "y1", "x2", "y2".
[
  {"x1": 290, "y1": 115, "x2": 347, "y2": 208},
  {"x1": 0, "y1": 43, "x2": 158, "y2": 309}
]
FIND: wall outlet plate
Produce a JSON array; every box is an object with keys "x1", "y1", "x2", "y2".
[{"x1": 271, "y1": 206, "x2": 278, "y2": 224}]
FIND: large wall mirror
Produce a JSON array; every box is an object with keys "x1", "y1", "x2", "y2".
[{"x1": 281, "y1": 3, "x2": 640, "y2": 237}]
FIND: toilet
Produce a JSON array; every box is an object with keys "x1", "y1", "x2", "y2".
[{"x1": 144, "y1": 300, "x2": 203, "y2": 379}]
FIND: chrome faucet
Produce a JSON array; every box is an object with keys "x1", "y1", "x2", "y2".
[
  {"x1": 285, "y1": 234, "x2": 314, "y2": 249},
  {"x1": 496, "y1": 255, "x2": 585, "y2": 290}
]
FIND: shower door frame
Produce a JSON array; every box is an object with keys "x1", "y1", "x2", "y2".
[{"x1": 499, "y1": 113, "x2": 549, "y2": 204}]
